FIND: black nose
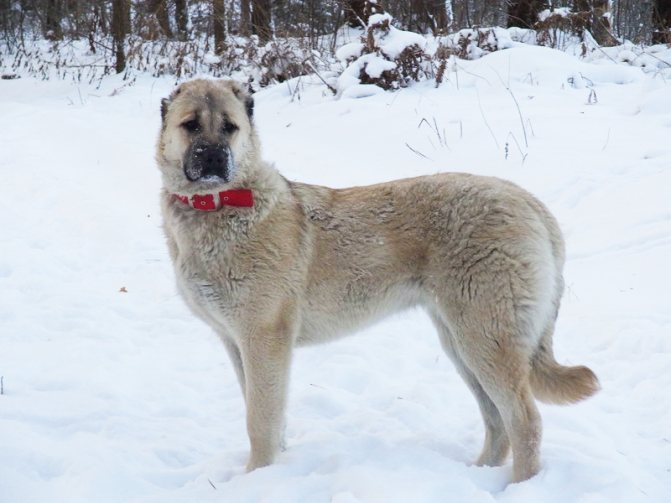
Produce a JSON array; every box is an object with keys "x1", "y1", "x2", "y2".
[{"x1": 184, "y1": 143, "x2": 229, "y2": 182}]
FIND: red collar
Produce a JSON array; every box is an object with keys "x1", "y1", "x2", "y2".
[{"x1": 174, "y1": 189, "x2": 254, "y2": 211}]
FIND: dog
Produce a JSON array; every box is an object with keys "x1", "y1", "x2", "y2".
[{"x1": 156, "y1": 78, "x2": 599, "y2": 482}]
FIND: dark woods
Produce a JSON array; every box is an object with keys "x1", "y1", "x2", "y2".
[{"x1": 1, "y1": 1, "x2": 669, "y2": 77}]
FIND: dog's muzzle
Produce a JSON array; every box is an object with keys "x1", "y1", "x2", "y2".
[{"x1": 184, "y1": 141, "x2": 231, "y2": 182}]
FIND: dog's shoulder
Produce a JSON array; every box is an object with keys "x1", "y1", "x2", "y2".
[{"x1": 283, "y1": 179, "x2": 335, "y2": 219}]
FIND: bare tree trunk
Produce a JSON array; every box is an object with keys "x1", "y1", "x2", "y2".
[
  {"x1": 96, "y1": 1, "x2": 109, "y2": 36},
  {"x1": 240, "y1": 0, "x2": 251, "y2": 36},
  {"x1": 213, "y1": 0, "x2": 226, "y2": 52},
  {"x1": 45, "y1": 0, "x2": 63, "y2": 40},
  {"x1": 451, "y1": 0, "x2": 470, "y2": 30},
  {"x1": 573, "y1": 0, "x2": 617, "y2": 46},
  {"x1": 343, "y1": 0, "x2": 388, "y2": 28},
  {"x1": 175, "y1": 0, "x2": 188, "y2": 41},
  {"x1": 591, "y1": 0, "x2": 615, "y2": 45},
  {"x1": 408, "y1": 1, "x2": 449, "y2": 34},
  {"x1": 251, "y1": 0, "x2": 272, "y2": 42},
  {"x1": 507, "y1": 1, "x2": 548, "y2": 28},
  {"x1": 123, "y1": 0, "x2": 131, "y2": 35},
  {"x1": 573, "y1": 1, "x2": 589, "y2": 12},
  {"x1": 344, "y1": 0, "x2": 366, "y2": 27},
  {"x1": 653, "y1": 0, "x2": 671, "y2": 43},
  {"x1": 432, "y1": 0, "x2": 449, "y2": 34},
  {"x1": 149, "y1": 0, "x2": 173, "y2": 38},
  {"x1": 112, "y1": 0, "x2": 128, "y2": 73},
  {"x1": 1, "y1": 1, "x2": 8, "y2": 39}
]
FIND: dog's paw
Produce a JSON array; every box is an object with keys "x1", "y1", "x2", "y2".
[{"x1": 245, "y1": 455, "x2": 274, "y2": 473}]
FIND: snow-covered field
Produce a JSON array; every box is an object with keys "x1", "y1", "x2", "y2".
[{"x1": 2, "y1": 44, "x2": 671, "y2": 502}]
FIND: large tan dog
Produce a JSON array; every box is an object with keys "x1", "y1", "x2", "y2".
[{"x1": 156, "y1": 78, "x2": 599, "y2": 482}]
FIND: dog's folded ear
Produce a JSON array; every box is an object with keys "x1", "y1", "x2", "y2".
[
  {"x1": 244, "y1": 94, "x2": 254, "y2": 120},
  {"x1": 161, "y1": 98, "x2": 170, "y2": 122},
  {"x1": 160, "y1": 86, "x2": 183, "y2": 123},
  {"x1": 227, "y1": 80, "x2": 255, "y2": 120}
]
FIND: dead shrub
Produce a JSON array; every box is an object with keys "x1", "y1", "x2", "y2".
[{"x1": 535, "y1": 12, "x2": 590, "y2": 49}]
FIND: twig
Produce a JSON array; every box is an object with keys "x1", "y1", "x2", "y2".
[
  {"x1": 525, "y1": 118, "x2": 535, "y2": 138},
  {"x1": 591, "y1": 43, "x2": 620, "y2": 65},
  {"x1": 587, "y1": 88, "x2": 598, "y2": 104},
  {"x1": 1, "y1": 376, "x2": 4, "y2": 395},
  {"x1": 453, "y1": 62, "x2": 491, "y2": 86},
  {"x1": 405, "y1": 142, "x2": 431, "y2": 160},
  {"x1": 492, "y1": 67, "x2": 528, "y2": 148},
  {"x1": 506, "y1": 86, "x2": 528, "y2": 148},
  {"x1": 628, "y1": 48, "x2": 671, "y2": 69},
  {"x1": 505, "y1": 132, "x2": 528, "y2": 162},
  {"x1": 601, "y1": 128, "x2": 611, "y2": 151},
  {"x1": 418, "y1": 117, "x2": 450, "y2": 150},
  {"x1": 475, "y1": 88, "x2": 500, "y2": 150},
  {"x1": 305, "y1": 61, "x2": 337, "y2": 95}
]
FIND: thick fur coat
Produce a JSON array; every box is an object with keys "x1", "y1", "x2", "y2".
[{"x1": 157, "y1": 78, "x2": 599, "y2": 482}]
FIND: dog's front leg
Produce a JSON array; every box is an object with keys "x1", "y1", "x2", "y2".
[
  {"x1": 221, "y1": 336, "x2": 246, "y2": 397},
  {"x1": 240, "y1": 319, "x2": 294, "y2": 472}
]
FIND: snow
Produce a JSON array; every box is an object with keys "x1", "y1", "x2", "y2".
[
  {"x1": 336, "y1": 42, "x2": 364, "y2": 64},
  {"x1": 597, "y1": 42, "x2": 671, "y2": 74},
  {"x1": 2, "y1": 43, "x2": 671, "y2": 502},
  {"x1": 365, "y1": 13, "x2": 426, "y2": 59},
  {"x1": 203, "y1": 52, "x2": 221, "y2": 65},
  {"x1": 539, "y1": 8, "x2": 572, "y2": 22}
]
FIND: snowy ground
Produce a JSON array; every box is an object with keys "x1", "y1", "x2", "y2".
[{"x1": 1, "y1": 44, "x2": 671, "y2": 502}]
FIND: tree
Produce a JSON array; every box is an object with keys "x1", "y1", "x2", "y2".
[
  {"x1": 112, "y1": 0, "x2": 129, "y2": 73},
  {"x1": 175, "y1": 0, "x2": 188, "y2": 41},
  {"x1": 213, "y1": 0, "x2": 226, "y2": 52},
  {"x1": 573, "y1": 0, "x2": 617, "y2": 46},
  {"x1": 45, "y1": 0, "x2": 63, "y2": 40},
  {"x1": 406, "y1": 1, "x2": 449, "y2": 34},
  {"x1": 344, "y1": 0, "x2": 365, "y2": 27},
  {"x1": 241, "y1": 0, "x2": 251, "y2": 36},
  {"x1": 251, "y1": 0, "x2": 272, "y2": 42},
  {"x1": 653, "y1": 0, "x2": 671, "y2": 43},
  {"x1": 148, "y1": 0, "x2": 173, "y2": 38},
  {"x1": 451, "y1": 0, "x2": 469, "y2": 30},
  {"x1": 507, "y1": 1, "x2": 548, "y2": 29},
  {"x1": 449, "y1": 0, "x2": 507, "y2": 30}
]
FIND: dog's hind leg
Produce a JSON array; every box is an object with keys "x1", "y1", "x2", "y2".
[
  {"x1": 445, "y1": 311, "x2": 543, "y2": 482},
  {"x1": 429, "y1": 311, "x2": 510, "y2": 467}
]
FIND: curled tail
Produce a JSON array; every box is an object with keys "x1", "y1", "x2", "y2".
[
  {"x1": 526, "y1": 196, "x2": 598, "y2": 404},
  {"x1": 530, "y1": 334, "x2": 600, "y2": 405}
]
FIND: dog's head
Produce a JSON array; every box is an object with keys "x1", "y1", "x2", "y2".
[{"x1": 157, "y1": 79, "x2": 256, "y2": 194}]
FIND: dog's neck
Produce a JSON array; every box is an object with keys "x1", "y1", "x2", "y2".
[
  {"x1": 165, "y1": 161, "x2": 289, "y2": 219},
  {"x1": 173, "y1": 189, "x2": 254, "y2": 211}
]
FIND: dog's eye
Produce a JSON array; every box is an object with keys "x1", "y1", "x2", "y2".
[
  {"x1": 181, "y1": 119, "x2": 200, "y2": 132},
  {"x1": 222, "y1": 121, "x2": 238, "y2": 134}
]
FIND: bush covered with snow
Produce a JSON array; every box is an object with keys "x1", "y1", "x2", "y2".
[
  {"x1": 335, "y1": 17, "x2": 522, "y2": 95},
  {"x1": 336, "y1": 12, "x2": 430, "y2": 93},
  {"x1": 534, "y1": 8, "x2": 592, "y2": 51},
  {"x1": 445, "y1": 27, "x2": 514, "y2": 60}
]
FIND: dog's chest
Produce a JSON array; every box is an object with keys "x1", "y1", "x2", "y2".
[{"x1": 171, "y1": 230, "x2": 247, "y2": 327}]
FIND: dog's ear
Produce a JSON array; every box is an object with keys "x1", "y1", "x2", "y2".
[
  {"x1": 244, "y1": 93, "x2": 254, "y2": 120},
  {"x1": 160, "y1": 98, "x2": 170, "y2": 122},
  {"x1": 228, "y1": 80, "x2": 255, "y2": 120},
  {"x1": 161, "y1": 86, "x2": 183, "y2": 123}
]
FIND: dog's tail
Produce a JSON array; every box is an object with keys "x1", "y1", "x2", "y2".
[{"x1": 529, "y1": 332, "x2": 600, "y2": 405}]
